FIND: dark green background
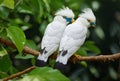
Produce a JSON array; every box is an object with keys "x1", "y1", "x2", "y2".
[{"x1": 0, "y1": 0, "x2": 120, "y2": 81}]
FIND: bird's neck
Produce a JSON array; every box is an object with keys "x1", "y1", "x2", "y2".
[
  {"x1": 75, "y1": 17, "x2": 89, "y2": 27},
  {"x1": 54, "y1": 16, "x2": 68, "y2": 25}
]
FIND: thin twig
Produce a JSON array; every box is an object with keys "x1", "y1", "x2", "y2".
[{"x1": 3, "y1": 66, "x2": 36, "y2": 81}]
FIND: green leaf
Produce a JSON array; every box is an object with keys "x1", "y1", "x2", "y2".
[
  {"x1": 9, "y1": 66, "x2": 19, "y2": 74},
  {"x1": 0, "y1": 71, "x2": 8, "y2": 78},
  {"x1": 0, "y1": 0, "x2": 4, "y2": 4},
  {"x1": 50, "y1": 0, "x2": 63, "y2": 10},
  {"x1": 49, "y1": 59, "x2": 55, "y2": 68},
  {"x1": 0, "y1": 46, "x2": 7, "y2": 57},
  {"x1": 0, "y1": 6, "x2": 9, "y2": 19},
  {"x1": 20, "y1": 67, "x2": 70, "y2": 81},
  {"x1": 109, "y1": 67, "x2": 117, "y2": 80},
  {"x1": 17, "y1": 4, "x2": 34, "y2": 14},
  {"x1": 31, "y1": 58, "x2": 35, "y2": 65},
  {"x1": 35, "y1": 0, "x2": 43, "y2": 23},
  {"x1": 0, "y1": 55, "x2": 12, "y2": 72},
  {"x1": 0, "y1": 0, "x2": 14, "y2": 9},
  {"x1": 15, "y1": 54, "x2": 34, "y2": 59},
  {"x1": 84, "y1": 41, "x2": 101, "y2": 54},
  {"x1": 89, "y1": 66, "x2": 99, "y2": 77},
  {"x1": 79, "y1": 61, "x2": 87, "y2": 67},
  {"x1": 39, "y1": 21, "x2": 47, "y2": 35},
  {"x1": 84, "y1": 41, "x2": 95, "y2": 45},
  {"x1": 37, "y1": 0, "x2": 43, "y2": 17},
  {"x1": 43, "y1": 0, "x2": 50, "y2": 12},
  {"x1": 0, "y1": 27, "x2": 7, "y2": 38},
  {"x1": 76, "y1": 47, "x2": 87, "y2": 56},
  {"x1": 7, "y1": 26, "x2": 26, "y2": 53},
  {"x1": 86, "y1": 45, "x2": 101, "y2": 54},
  {"x1": 47, "y1": 13, "x2": 53, "y2": 22},
  {"x1": 9, "y1": 18, "x2": 24, "y2": 26},
  {"x1": 0, "y1": 27, "x2": 4, "y2": 33},
  {"x1": 95, "y1": 27, "x2": 105, "y2": 39},
  {"x1": 25, "y1": 40, "x2": 37, "y2": 50}
]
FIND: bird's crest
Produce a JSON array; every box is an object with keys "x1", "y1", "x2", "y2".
[
  {"x1": 55, "y1": 7, "x2": 75, "y2": 18},
  {"x1": 79, "y1": 8, "x2": 96, "y2": 21}
]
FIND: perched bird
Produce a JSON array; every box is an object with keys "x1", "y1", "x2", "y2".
[
  {"x1": 54, "y1": 8, "x2": 96, "y2": 74},
  {"x1": 36, "y1": 7, "x2": 75, "y2": 67}
]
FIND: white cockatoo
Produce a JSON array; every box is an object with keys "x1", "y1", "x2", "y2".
[
  {"x1": 54, "y1": 8, "x2": 96, "y2": 74},
  {"x1": 36, "y1": 7, "x2": 75, "y2": 67}
]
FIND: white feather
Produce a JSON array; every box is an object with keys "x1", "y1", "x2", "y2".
[
  {"x1": 37, "y1": 7, "x2": 74, "y2": 62},
  {"x1": 38, "y1": 19, "x2": 66, "y2": 62},
  {"x1": 56, "y1": 20, "x2": 87, "y2": 64},
  {"x1": 56, "y1": 8, "x2": 96, "y2": 64},
  {"x1": 79, "y1": 8, "x2": 96, "y2": 21},
  {"x1": 55, "y1": 7, "x2": 75, "y2": 18}
]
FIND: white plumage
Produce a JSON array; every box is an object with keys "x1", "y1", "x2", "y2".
[
  {"x1": 36, "y1": 7, "x2": 74, "y2": 65},
  {"x1": 55, "y1": 8, "x2": 96, "y2": 65}
]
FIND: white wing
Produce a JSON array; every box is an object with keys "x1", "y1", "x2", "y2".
[
  {"x1": 56, "y1": 23, "x2": 87, "y2": 64},
  {"x1": 38, "y1": 21, "x2": 66, "y2": 62}
]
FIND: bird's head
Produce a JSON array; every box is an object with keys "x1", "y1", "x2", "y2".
[
  {"x1": 79, "y1": 8, "x2": 96, "y2": 27},
  {"x1": 55, "y1": 7, "x2": 75, "y2": 23}
]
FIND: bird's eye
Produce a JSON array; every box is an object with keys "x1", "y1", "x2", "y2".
[
  {"x1": 63, "y1": 16, "x2": 66, "y2": 19},
  {"x1": 87, "y1": 19, "x2": 91, "y2": 22}
]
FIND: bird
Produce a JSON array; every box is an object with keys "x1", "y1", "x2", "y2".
[
  {"x1": 54, "y1": 8, "x2": 96, "y2": 74},
  {"x1": 35, "y1": 7, "x2": 75, "y2": 67}
]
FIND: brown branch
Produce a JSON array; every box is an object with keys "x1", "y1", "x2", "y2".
[
  {"x1": 70, "y1": 54, "x2": 120, "y2": 63},
  {"x1": 2, "y1": 54, "x2": 120, "y2": 81},
  {"x1": 0, "y1": 37, "x2": 120, "y2": 63},
  {"x1": 0, "y1": 37, "x2": 39, "y2": 56},
  {"x1": 1, "y1": 37, "x2": 120, "y2": 81},
  {"x1": 3, "y1": 66, "x2": 36, "y2": 81}
]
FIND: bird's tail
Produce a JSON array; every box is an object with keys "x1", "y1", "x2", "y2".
[
  {"x1": 35, "y1": 59, "x2": 47, "y2": 67},
  {"x1": 54, "y1": 61, "x2": 70, "y2": 76},
  {"x1": 54, "y1": 50, "x2": 69, "y2": 75},
  {"x1": 35, "y1": 47, "x2": 47, "y2": 67}
]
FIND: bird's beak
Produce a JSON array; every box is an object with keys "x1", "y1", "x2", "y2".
[
  {"x1": 72, "y1": 18, "x2": 75, "y2": 23},
  {"x1": 90, "y1": 22, "x2": 96, "y2": 27}
]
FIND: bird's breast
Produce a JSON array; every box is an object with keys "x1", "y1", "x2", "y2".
[{"x1": 65, "y1": 25, "x2": 87, "y2": 39}]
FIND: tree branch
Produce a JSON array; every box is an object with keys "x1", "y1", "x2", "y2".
[
  {"x1": 0, "y1": 37, "x2": 39, "y2": 56},
  {"x1": 1, "y1": 37, "x2": 120, "y2": 81},
  {"x1": 3, "y1": 66, "x2": 36, "y2": 81},
  {"x1": 0, "y1": 37, "x2": 120, "y2": 63},
  {"x1": 70, "y1": 54, "x2": 120, "y2": 63}
]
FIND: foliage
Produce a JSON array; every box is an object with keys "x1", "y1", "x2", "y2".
[
  {"x1": 0, "y1": 0, "x2": 14, "y2": 9},
  {"x1": 77, "y1": 41, "x2": 101, "y2": 56},
  {"x1": 7, "y1": 26, "x2": 26, "y2": 53},
  {"x1": 19, "y1": 67, "x2": 70, "y2": 81},
  {"x1": 0, "y1": 55, "x2": 12, "y2": 73},
  {"x1": 0, "y1": 0, "x2": 119, "y2": 81}
]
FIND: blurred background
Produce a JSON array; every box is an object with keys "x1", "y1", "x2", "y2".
[{"x1": 0, "y1": 0, "x2": 120, "y2": 81}]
